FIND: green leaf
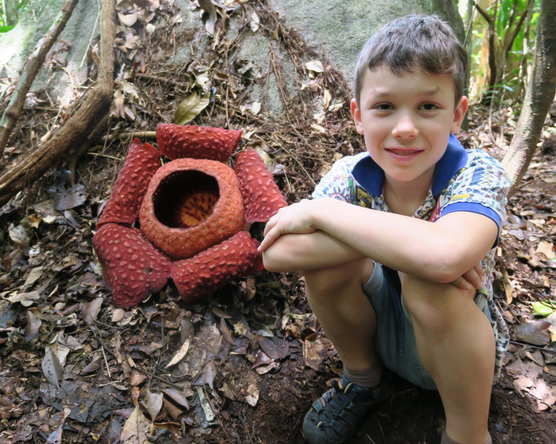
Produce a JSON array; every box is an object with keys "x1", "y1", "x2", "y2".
[
  {"x1": 0, "y1": 25, "x2": 14, "y2": 33},
  {"x1": 174, "y1": 93, "x2": 210, "y2": 125},
  {"x1": 496, "y1": 0, "x2": 512, "y2": 36},
  {"x1": 532, "y1": 301, "x2": 555, "y2": 317}
]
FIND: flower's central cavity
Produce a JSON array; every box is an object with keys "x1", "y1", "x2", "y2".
[{"x1": 153, "y1": 170, "x2": 219, "y2": 228}]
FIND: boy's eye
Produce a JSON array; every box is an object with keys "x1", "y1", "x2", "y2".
[
  {"x1": 374, "y1": 103, "x2": 393, "y2": 110},
  {"x1": 420, "y1": 103, "x2": 439, "y2": 111}
]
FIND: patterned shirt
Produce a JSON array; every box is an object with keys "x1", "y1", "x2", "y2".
[{"x1": 312, "y1": 134, "x2": 511, "y2": 381}]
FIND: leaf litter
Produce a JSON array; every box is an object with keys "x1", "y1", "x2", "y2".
[{"x1": 0, "y1": 1, "x2": 555, "y2": 443}]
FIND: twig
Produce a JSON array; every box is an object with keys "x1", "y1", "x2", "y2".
[
  {"x1": 0, "y1": 0, "x2": 80, "y2": 155},
  {"x1": 102, "y1": 130, "x2": 157, "y2": 142},
  {"x1": 87, "y1": 152, "x2": 122, "y2": 161},
  {"x1": 132, "y1": 366, "x2": 185, "y2": 390},
  {"x1": 510, "y1": 340, "x2": 556, "y2": 354}
]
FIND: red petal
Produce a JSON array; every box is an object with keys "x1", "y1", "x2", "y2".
[
  {"x1": 156, "y1": 124, "x2": 242, "y2": 162},
  {"x1": 93, "y1": 224, "x2": 173, "y2": 308},
  {"x1": 172, "y1": 231, "x2": 263, "y2": 303},
  {"x1": 97, "y1": 139, "x2": 160, "y2": 228},
  {"x1": 235, "y1": 147, "x2": 287, "y2": 223}
]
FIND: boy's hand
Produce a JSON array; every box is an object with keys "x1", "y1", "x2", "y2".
[
  {"x1": 259, "y1": 200, "x2": 320, "y2": 252},
  {"x1": 450, "y1": 262, "x2": 484, "y2": 291}
]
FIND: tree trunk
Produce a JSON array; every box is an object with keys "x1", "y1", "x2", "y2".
[
  {"x1": 2, "y1": 0, "x2": 18, "y2": 26},
  {"x1": 0, "y1": 0, "x2": 80, "y2": 155},
  {"x1": 502, "y1": 0, "x2": 556, "y2": 198},
  {"x1": 0, "y1": 0, "x2": 116, "y2": 208}
]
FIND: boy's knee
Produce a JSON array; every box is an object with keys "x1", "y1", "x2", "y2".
[
  {"x1": 400, "y1": 272, "x2": 476, "y2": 333},
  {"x1": 304, "y1": 259, "x2": 374, "y2": 295}
]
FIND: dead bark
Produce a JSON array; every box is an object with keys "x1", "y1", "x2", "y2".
[
  {"x1": 0, "y1": 0, "x2": 116, "y2": 208},
  {"x1": 502, "y1": 0, "x2": 556, "y2": 198},
  {"x1": 0, "y1": 0, "x2": 79, "y2": 155}
]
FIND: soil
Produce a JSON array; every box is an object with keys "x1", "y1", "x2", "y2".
[{"x1": 1, "y1": 1, "x2": 555, "y2": 443}]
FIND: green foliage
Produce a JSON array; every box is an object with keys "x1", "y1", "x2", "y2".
[
  {"x1": 0, "y1": 0, "x2": 29, "y2": 27},
  {"x1": 466, "y1": 0, "x2": 541, "y2": 103}
]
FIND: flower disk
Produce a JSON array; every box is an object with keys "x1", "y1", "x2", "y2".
[{"x1": 139, "y1": 158, "x2": 245, "y2": 259}]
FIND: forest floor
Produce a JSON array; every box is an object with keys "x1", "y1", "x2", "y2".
[{"x1": 1, "y1": 1, "x2": 556, "y2": 443}]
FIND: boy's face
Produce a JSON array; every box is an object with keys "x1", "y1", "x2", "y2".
[{"x1": 351, "y1": 67, "x2": 468, "y2": 190}]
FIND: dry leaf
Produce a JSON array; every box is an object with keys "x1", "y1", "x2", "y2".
[
  {"x1": 145, "y1": 390, "x2": 164, "y2": 420},
  {"x1": 8, "y1": 224, "x2": 29, "y2": 247},
  {"x1": 245, "y1": 383, "x2": 259, "y2": 407},
  {"x1": 118, "y1": 11, "x2": 138, "y2": 27},
  {"x1": 305, "y1": 60, "x2": 324, "y2": 73},
  {"x1": 165, "y1": 339, "x2": 190, "y2": 368},
  {"x1": 112, "y1": 308, "x2": 125, "y2": 323},
  {"x1": 24, "y1": 267, "x2": 44, "y2": 288},
  {"x1": 174, "y1": 93, "x2": 210, "y2": 125},
  {"x1": 202, "y1": 360, "x2": 216, "y2": 389},
  {"x1": 250, "y1": 11, "x2": 260, "y2": 32},
  {"x1": 85, "y1": 298, "x2": 103, "y2": 325},
  {"x1": 42, "y1": 347, "x2": 64, "y2": 388},
  {"x1": 537, "y1": 241, "x2": 555, "y2": 260},
  {"x1": 303, "y1": 337, "x2": 327, "y2": 371},
  {"x1": 196, "y1": 387, "x2": 215, "y2": 421},
  {"x1": 24, "y1": 309, "x2": 42, "y2": 342},
  {"x1": 311, "y1": 124, "x2": 326, "y2": 134},
  {"x1": 5, "y1": 291, "x2": 41, "y2": 307},
  {"x1": 323, "y1": 89, "x2": 331, "y2": 110},
  {"x1": 121, "y1": 404, "x2": 150, "y2": 442},
  {"x1": 198, "y1": 0, "x2": 217, "y2": 36},
  {"x1": 130, "y1": 369, "x2": 147, "y2": 386},
  {"x1": 162, "y1": 388, "x2": 190, "y2": 409}
]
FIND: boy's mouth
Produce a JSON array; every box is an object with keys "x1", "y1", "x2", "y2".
[{"x1": 386, "y1": 148, "x2": 423, "y2": 157}]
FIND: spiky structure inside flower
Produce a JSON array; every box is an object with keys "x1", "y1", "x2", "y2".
[
  {"x1": 172, "y1": 231, "x2": 263, "y2": 303},
  {"x1": 139, "y1": 158, "x2": 245, "y2": 260}
]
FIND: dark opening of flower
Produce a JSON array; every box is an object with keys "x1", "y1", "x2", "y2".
[{"x1": 152, "y1": 170, "x2": 220, "y2": 229}]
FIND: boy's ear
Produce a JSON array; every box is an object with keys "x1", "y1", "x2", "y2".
[
  {"x1": 451, "y1": 96, "x2": 469, "y2": 134},
  {"x1": 350, "y1": 98, "x2": 365, "y2": 134}
]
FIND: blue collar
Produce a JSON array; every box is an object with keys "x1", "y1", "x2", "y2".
[{"x1": 352, "y1": 134, "x2": 468, "y2": 197}]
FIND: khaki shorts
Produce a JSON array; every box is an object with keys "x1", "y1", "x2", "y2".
[{"x1": 362, "y1": 262, "x2": 492, "y2": 390}]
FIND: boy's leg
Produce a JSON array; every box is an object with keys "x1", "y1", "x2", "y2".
[
  {"x1": 400, "y1": 273, "x2": 494, "y2": 444},
  {"x1": 304, "y1": 258, "x2": 379, "y2": 373}
]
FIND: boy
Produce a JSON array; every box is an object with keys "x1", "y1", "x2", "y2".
[{"x1": 259, "y1": 14, "x2": 510, "y2": 444}]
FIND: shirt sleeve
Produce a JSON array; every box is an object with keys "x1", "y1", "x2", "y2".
[
  {"x1": 311, "y1": 153, "x2": 368, "y2": 201},
  {"x1": 440, "y1": 150, "x2": 511, "y2": 232}
]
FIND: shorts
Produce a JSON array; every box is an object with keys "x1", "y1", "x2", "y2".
[{"x1": 362, "y1": 262, "x2": 492, "y2": 390}]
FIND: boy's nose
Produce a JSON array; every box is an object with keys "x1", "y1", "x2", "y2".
[{"x1": 392, "y1": 112, "x2": 419, "y2": 139}]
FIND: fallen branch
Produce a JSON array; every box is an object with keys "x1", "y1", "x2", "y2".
[
  {"x1": 0, "y1": 0, "x2": 116, "y2": 208},
  {"x1": 0, "y1": 0, "x2": 79, "y2": 155}
]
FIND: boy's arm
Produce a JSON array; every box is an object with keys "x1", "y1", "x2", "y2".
[
  {"x1": 260, "y1": 198, "x2": 498, "y2": 283},
  {"x1": 261, "y1": 231, "x2": 366, "y2": 272}
]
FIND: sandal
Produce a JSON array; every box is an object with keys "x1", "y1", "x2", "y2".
[{"x1": 302, "y1": 373, "x2": 393, "y2": 444}]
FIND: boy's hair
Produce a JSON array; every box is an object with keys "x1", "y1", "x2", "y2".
[{"x1": 354, "y1": 15, "x2": 468, "y2": 106}]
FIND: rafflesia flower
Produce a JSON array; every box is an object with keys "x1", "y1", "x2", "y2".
[{"x1": 93, "y1": 124, "x2": 287, "y2": 308}]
